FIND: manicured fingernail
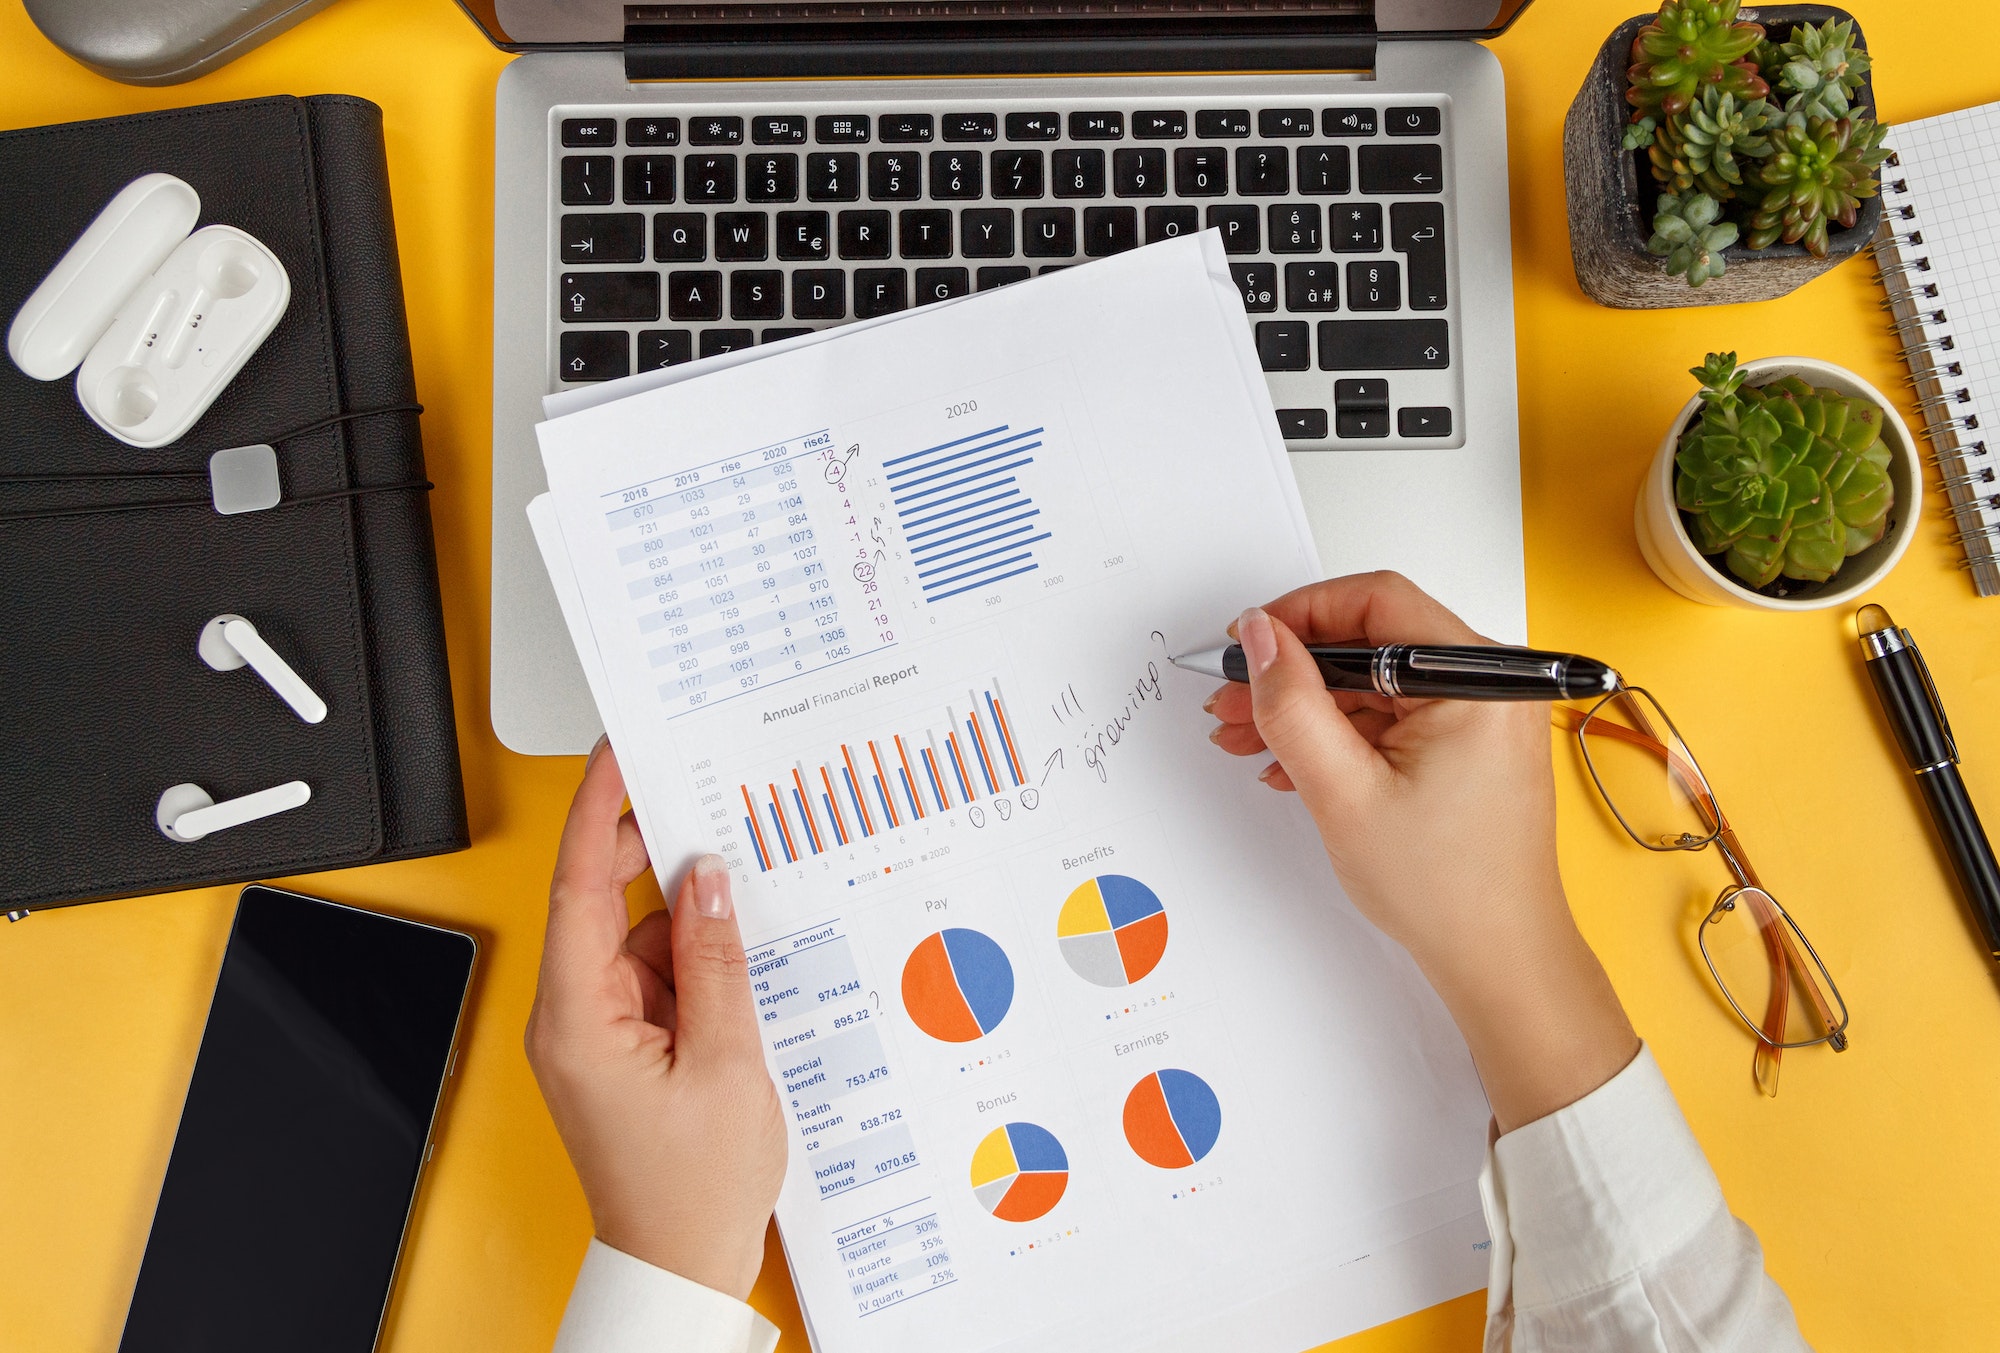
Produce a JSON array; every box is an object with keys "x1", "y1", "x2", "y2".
[
  {"x1": 1258, "y1": 761, "x2": 1282, "y2": 783},
  {"x1": 1238, "y1": 607, "x2": 1278, "y2": 677},
  {"x1": 1201, "y1": 686, "x2": 1224, "y2": 714},
  {"x1": 693, "y1": 854, "x2": 732, "y2": 919},
  {"x1": 1207, "y1": 724, "x2": 1226, "y2": 745},
  {"x1": 585, "y1": 733, "x2": 609, "y2": 772}
]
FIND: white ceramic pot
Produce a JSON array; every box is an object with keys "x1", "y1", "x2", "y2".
[{"x1": 1634, "y1": 355, "x2": 1924, "y2": 610}]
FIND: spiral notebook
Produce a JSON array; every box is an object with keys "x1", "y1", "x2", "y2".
[{"x1": 1873, "y1": 100, "x2": 2000, "y2": 595}]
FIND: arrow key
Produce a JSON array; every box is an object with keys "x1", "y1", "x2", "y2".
[
  {"x1": 557, "y1": 331, "x2": 629, "y2": 382},
  {"x1": 1398, "y1": 406, "x2": 1452, "y2": 437},
  {"x1": 1359, "y1": 143, "x2": 1443, "y2": 195}
]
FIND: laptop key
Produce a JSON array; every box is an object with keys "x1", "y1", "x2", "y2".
[
  {"x1": 1083, "y1": 206, "x2": 1139, "y2": 256},
  {"x1": 1347, "y1": 260, "x2": 1401, "y2": 310},
  {"x1": 1053, "y1": 150, "x2": 1105, "y2": 198},
  {"x1": 1259, "y1": 109, "x2": 1314, "y2": 138},
  {"x1": 943, "y1": 113, "x2": 998, "y2": 142},
  {"x1": 560, "y1": 156, "x2": 615, "y2": 205},
  {"x1": 559, "y1": 330, "x2": 627, "y2": 380},
  {"x1": 838, "y1": 210, "x2": 892, "y2": 259},
  {"x1": 792, "y1": 269, "x2": 846, "y2": 318},
  {"x1": 559, "y1": 271, "x2": 659, "y2": 322},
  {"x1": 879, "y1": 114, "x2": 935, "y2": 143},
  {"x1": 1334, "y1": 379, "x2": 1390, "y2": 409},
  {"x1": 561, "y1": 118, "x2": 617, "y2": 148},
  {"x1": 690, "y1": 116, "x2": 745, "y2": 146},
  {"x1": 899, "y1": 209, "x2": 953, "y2": 257},
  {"x1": 1005, "y1": 112, "x2": 1060, "y2": 141},
  {"x1": 764, "y1": 327, "x2": 814, "y2": 342},
  {"x1": 626, "y1": 116, "x2": 680, "y2": 147},
  {"x1": 1317, "y1": 318, "x2": 1449, "y2": 369},
  {"x1": 701, "y1": 329, "x2": 755, "y2": 356},
  {"x1": 1255, "y1": 321, "x2": 1310, "y2": 371},
  {"x1": 1071, "y1": 112, "x2": 1124, "y2": 140},
  {"x1": 561, "y1": 213, "x2": 644, "y2": 264},
  {"x1": 1206, "y1": 204, "x2": 1259, "y2": 253},
  {"x1": 731, "y1": 270, "x2": 785, "y2": 320},
  {"x1": 806, "y1": 152, "x2": 860, "y2": 202},
  {"x1": 1285, "y1": 262, "x2": 1339, "y2": 311},
  {"x1": 1386, "y1": 106, "x2": 1442, "y2": 137},
  {"x1": 1337, "y1": 408, "x2": 1390, "y2": 438},
  {"x1": 1277, "y1": 408, "x2": 1329, "y2": 439},
  {"x1": 637, "y1": 329, "x2": 693, "y2": 368},
  {"x1": 1399, "y1": 406, "x2": 1452, "y2": 436},
  {"x1": 1269, "y1": 204, "x2": 1322, "y2": 253},
  {"x1": 916, "y1": 267, "x2": 970, "y2": 304},
  {"x1": 1113, "y1": 149, "x2": 1166, "y2": 198},
  {"x1": 685, "y1": 155, "x2": 738, "y2": 203},
  {"x1": 776, "y1": 211, "x2": 830, "y2": 260},
  {"x1": 1359, "y1": 144, "x2": 1443, "y2": 195},
  {"x1": 1146, "y1": 205, "x2": 1199, "y2": 243},
  {"x1": 623, "y1": 155, "x2": 676, "y2": 204},
  {"x1": 991, "y1": 150, "x2": 1045, "y2": 199},
  {"x1": 868, "y1": 152, "x2": 922, "y2": 200},
  {"x1": 655, "y1": 213, "x2": 706, "y2": 261},
  {"x1": 1236, "y1": 145, "x2": 1289, "y2": 196},
  {"x1": 1333, "y1": 202, "x2": 1383, "y2": 252},
  {"x1": 977, "y1": 266, "x2": 1031, "y2": 289},
  {"x1": 1391, "y1": 202, "x2": 1448, "y2": 309},
  {"x1": 666, "y1": 270, "x2": 722, "y2": 321},
  {"x1": 1230, "y1": 262, "x2": 1276, "y2": 312},
  {"x1": 1174, "y1": 148, "x2": 1228, "y2": 196},
  {"x1": 1022, "y1": 208, "x2": 1076, "y2": 257},
  {"x1": 816, "y1": 115, "x2": 870, "y2": 144},
  {"x1": 854, "y1": 268, "x2": 908, "y2": 317},
  {"x1": 1195, "y1": 109, "x2": 1251, "y2": 138},
  {"x1": 754, "y1": 115, "x2": 808, "y2": 144},
  {"x1": 1322, "y1": 107, "x2": 1377, "y2": 137},
  {"x1": 715, "y1": 213, "x2": 769, "y2": 261},
  {"x1": 746, "y1": 154, "x2": 799, "y2": 202},
  {"x1": 1133, "y1": 110, "x2": 1188, "y2": 140},
  {"x1": 961, "y1": 208, "x2": 1015, "y2": 257},
  {"x1": 931, "y1": 151, "x2": 983, "y2": 200},
  {"x1": 1298, "y1": 146, "x2": 1350, "y2": 195}
]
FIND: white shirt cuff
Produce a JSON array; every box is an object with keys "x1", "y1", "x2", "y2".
[
  {"x1": 1478, "y1": 1042, "x2": 1724, "y2": 1312},
  {"x1": 552, "y1": 1238, "x2": 781, "y2": 1353}
]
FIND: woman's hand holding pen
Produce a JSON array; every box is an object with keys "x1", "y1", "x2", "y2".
[
  {"x1": 1204, "y1": 571, "x2": 1638, "y2": 1131},
  {"x1": 526, "y1": 740, "x2": 787, "y2": 1300}
]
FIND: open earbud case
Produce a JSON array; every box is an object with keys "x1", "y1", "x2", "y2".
[{"x1": 6, "y1": 172, "x2": 288, "y2": 448}]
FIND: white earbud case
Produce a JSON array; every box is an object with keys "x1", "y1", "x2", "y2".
[{"x1": 6, "y1": 172, "x2": 289, "y2": 449}]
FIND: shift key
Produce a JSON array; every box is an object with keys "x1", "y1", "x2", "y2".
[
  {"x1": 558, "y1": 271, "x2": 661, "y2": 322},
  {"x1": 1317, "y1": 319, "x2": 1449, "y2": 370}
]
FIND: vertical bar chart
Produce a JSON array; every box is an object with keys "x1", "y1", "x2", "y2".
[{"x1": 741, "y1": 681, "x2": 1026, "y2": 872}]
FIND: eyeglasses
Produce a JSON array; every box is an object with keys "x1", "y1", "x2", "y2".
[{"x1": 1565, "y1": 687, "x2": 1849, "y2": 1097}]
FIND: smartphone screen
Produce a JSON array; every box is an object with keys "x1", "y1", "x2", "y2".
[{"x1": 119, "y1": 885, "x2": 476, "y2": 1353}]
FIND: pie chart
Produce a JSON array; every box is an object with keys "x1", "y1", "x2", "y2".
[
  {"x1": 970, "y1": 1122, "x2": 1070, "y2": 1222},
  {"x1": 1056, "y1": 874, "x2": 1168, "y2": 987},
  {"x1": 1123, "y1": 1069, "x2": 1222, "y2": 1169},
  {"x1": 901, "y1": 928, "x2": 1014, "y2": 1042}
]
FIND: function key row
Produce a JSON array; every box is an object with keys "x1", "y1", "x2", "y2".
[
  {"x1": 559, "y1": 145, "x2": 1441, "y2": 206},
  {"x1": 559, "y1": 106, "x2": 1442, "y2": 149}
]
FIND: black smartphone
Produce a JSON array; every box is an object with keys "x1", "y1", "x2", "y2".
[{"x1": 118, "y1": 885, "x2": 476, "y2": 1353}]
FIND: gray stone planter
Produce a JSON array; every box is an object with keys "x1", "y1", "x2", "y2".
[{"x1": 1564, "y1": 4, "x2": 1880, "y2": 309}]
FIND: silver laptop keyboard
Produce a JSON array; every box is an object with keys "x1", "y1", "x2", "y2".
[{"x1": 550, "y1": 96, "x2": 1461, "y2": 447}]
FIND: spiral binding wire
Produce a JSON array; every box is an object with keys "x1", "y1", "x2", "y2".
[{"x1": 1872, "y1": 155, "x2": 2000, "y2": 587}]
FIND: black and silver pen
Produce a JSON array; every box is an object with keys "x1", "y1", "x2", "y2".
[
  {"x1": 1169, "y1": 643, "x2": 1621, "y2": 701},
  {"x1": 1856, "y1": 605, "x2": 2000, "y2": 959}
]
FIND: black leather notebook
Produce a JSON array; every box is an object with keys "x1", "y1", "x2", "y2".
[{"x1": 0, "y1": 95, "x2": 468, "y2": 911}]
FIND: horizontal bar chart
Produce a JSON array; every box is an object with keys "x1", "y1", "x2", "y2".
[{"x1": 885, "y1": 425, "x2": 1054, "y2": 604}]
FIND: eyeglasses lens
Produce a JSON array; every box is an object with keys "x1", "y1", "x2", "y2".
[
  {"x1": 1699, "y1": 886, "x2": 1843, "y2": 1047},
  {"x1": 1579, "y1": 690, "x2": 1717, "y2": 850}
]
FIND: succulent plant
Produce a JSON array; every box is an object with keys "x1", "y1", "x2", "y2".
[
  {"x1": 1771, "y1": 17, "x2": 1872, "y2": 124},
  {"x1": 1623, "y1": 114, "x2": 1659, "y2": 151},
  {"x1": 1675, "y1": 353, "x2": 1895, "y2": 588},
  {"x1": 1744, "y1": 115, "x2": 1891, "y2": 257},
  {"x1": 1648, "y1": 191, "x2": 1738, "y2": 287},
  {"x1": 1679, "y1": 88, "x2": 1776, "y2": 197},
  {"x1": 1627, "y1": 0, "x2": 1770, "y2": 122}
]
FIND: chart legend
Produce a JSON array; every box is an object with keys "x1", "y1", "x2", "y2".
[
  {"x1": 970, "y1": 1122, "x2": 1070, "y2": 1223},
  {"x1": 1123, "y1": 1069, "x2": 1222, "y2": 1169},
  {"x1": 1056, "y1": 875, "x2": 1169, "y2": 988},
  {"x1": 901, "y1": 928, "x2": 1014, "y2": 1043}
]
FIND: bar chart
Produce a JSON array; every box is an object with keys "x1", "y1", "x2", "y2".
[
  {"x1": 885, "y1": 424, "x2": 1053, "y2": 604},
  {"x1": 740, "y1": 681, "x2": 1027, "y2": 872}
]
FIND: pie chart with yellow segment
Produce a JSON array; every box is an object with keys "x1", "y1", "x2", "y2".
[
  {"x1": 1056, "y1": 874, "x2": 1168, "y2": 987},
  {"x1": 969, "y1": 1122, "x2": 1070, "y2": 1222}
]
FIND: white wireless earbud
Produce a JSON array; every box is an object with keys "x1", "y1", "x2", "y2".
[
  {"x1": 156, "y1": 780, "x2": 311, "y2": 842},
  {"x1": 199, "y1": 614, "x2": 327, "y2": 723}
]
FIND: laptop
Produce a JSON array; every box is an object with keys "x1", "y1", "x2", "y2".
[{"x1": 470, "y1": 0, "x2": 1535, "y2": 754}]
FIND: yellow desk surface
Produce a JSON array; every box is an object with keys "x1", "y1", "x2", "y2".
[{"x1": 4, "y1": 2, "x2": 1998, "y2": 1347}]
